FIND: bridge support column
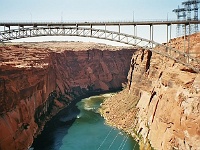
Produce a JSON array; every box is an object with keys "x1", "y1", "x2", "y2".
[
  {"x1": 18, "y1": 26, "x2": 21, "y2": 37},
  {"x1": 166, "y1": 24, "x2": 169, "y2": 52},
  {"x1": 90, "y1": 24, "x2": 92, "y2": 36},
  {"x1": 150, "y1": 25, "x2": 151, "y2": 41},
  {"x1": 76, "y1": 24, "x2": 78, "y2": 35},
  {"x1": 166, "y1": 24, "x2": 172, "y2": 54},
  {"x1": 134, "y1": 25, "x2": 137, "y2": 44},
  {"x1": 170, "y1": 24, "x2": 172, "y2": 39},
  {"x1": 150, "y1": 25, "x2": 153, "y2": 48},
  {"x1": 133, "y1": 25, "x2": 136, "y2": 37},
  {"x1": 169, "y1": 24, "x2": 172, "y2": 54},
  {"x1": 187, "y1": 23, "x2": 191, "y2": 63},
  {"x1": 152, "y1": 25, "x2": 153, "y2": 47},
  {"x1": 118, "y1": 24, "x2": 120, "y2": 41},
  {"x1": 47, "y1": 25, "x2": 51, "y2": 35},
  {"x1": 18, "y1": 25, "x2": 24, "y2": 38},
  {"x1": 188, "y1": 23, "x2": 190, "y2": 55},
  {"x1": 5, "y1": 25, "x2": 10, "y2": 40},
  {"x1": 105, "y1": 24, "x2": 106, "y2": 38},
  {"x1": 184, "y1": 24, "x2": 186, "y2": 53}
]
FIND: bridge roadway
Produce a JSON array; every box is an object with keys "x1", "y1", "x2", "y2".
[{"x1": 1, "y1": 20, "x2": 200, "y2": 27}]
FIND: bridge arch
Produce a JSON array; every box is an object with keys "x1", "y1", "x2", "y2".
[{"x1": 0, "y1": 26, "x2": 199, "y2": 72}]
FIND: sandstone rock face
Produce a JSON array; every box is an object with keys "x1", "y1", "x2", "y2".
[
  {"x1": 101, "y1": 34, "x2": 200, "y2": 150},
  {"x1": 0, "y1": 65, "x2": 55, "y2": 150},
  {"x1": 0, "y1": 42, "x2": 135, "y2": 150},
  {"x1": 51, "y1": 49, "x2": 133, "y2": 94},
  {"x1": 169, "y1": 32, "x2": 200, "y2": 58}
]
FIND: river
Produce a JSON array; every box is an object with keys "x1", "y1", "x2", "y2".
[{"x1": 31, "y1": 93, "x2": 139, "y2": 150}]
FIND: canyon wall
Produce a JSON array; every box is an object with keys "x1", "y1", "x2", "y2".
[
  {"x1": 0, "y1": 43, "x2": 135, "y2": 150},
  {"x1": 51, "y1": 49, "x2": 134, "y2": 96},
  {"x1": 101, "y1": 34, "x2": 200, "y2": 150}
]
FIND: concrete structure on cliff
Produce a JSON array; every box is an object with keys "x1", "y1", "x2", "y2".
[{"x1": 0, "y1": 20, "x2": 200, "y2": 73}]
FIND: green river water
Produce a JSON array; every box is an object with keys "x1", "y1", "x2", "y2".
[{"x1": 31, "y1": 93, "x2": 139, "y2": 150}]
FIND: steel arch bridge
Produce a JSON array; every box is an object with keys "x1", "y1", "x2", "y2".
[{"x1": 0, "y1": 21, "x2": 200, "y2": 73}]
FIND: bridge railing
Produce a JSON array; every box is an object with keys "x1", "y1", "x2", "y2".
[{"x1": 1, "y1": 19, "x2": 200, "y2": 26}]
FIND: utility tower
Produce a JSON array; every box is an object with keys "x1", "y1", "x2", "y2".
[
  {"x1": 173, "y1": 6, "x2": 186, "y2": 36},
  {"x1": 173, "y1": 0, "x2": 200, "y2": 36}
]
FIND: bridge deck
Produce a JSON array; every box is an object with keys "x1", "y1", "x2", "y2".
[{"x1": 0, "y1": 20, "x2": 200, "y2": 27}]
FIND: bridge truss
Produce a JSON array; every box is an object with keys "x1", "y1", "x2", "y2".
[{"x1": 0, "y1": 21, "x2": 200, "y2": 73}]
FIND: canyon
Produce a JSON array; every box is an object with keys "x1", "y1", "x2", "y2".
[
  {"x1": 0, "y1": 42, "x2": 135, "y2": 150},
  {"x1": 101, "y1": 33, "x2": 200, "y2": 150},
  {"x1": 0, "y1": 32, "x2": 200, "y2": 150}
]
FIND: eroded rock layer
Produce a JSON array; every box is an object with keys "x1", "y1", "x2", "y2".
[
  {"x1": 101, "y1": 34, "x2": 200, "y2": 150},
  {"x1": 0, "y1": 42, "x2": 135, "y2": 150}
]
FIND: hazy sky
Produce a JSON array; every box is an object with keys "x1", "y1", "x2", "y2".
[
  {"x1": 0, "y1": 0, "x2": 185, "y2": 44},
  {"x1": 1, "y1": 0, "x2": 183, "y2": 21}
]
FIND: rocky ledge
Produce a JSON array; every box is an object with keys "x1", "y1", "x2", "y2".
[
  {"x1": 101, "y1": 33, "x2": 200, "y2": 150},
  {"x1": 0, "y1": 42, "x2": 135, "y2": 150}
]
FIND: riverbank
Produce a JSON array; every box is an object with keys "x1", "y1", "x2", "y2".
[{"x1": 101, "y1": 88, "x2": 153, "y2": 149}]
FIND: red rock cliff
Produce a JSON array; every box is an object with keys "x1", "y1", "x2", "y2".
[
  {"x1": 101, "y1": 34, "x2": 200, "y2": 150},
  {"x1": 0, "y1": 42, "x2": 135, "y2": 150}
]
